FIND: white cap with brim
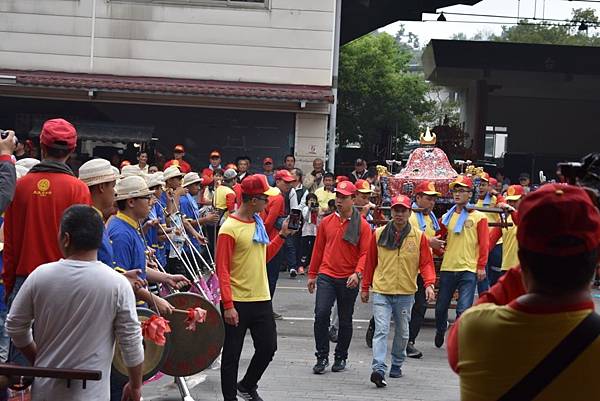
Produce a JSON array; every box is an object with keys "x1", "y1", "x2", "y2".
[
  {"x1": 79, "y1": 158, "x2": 118, "y2": 187},
  {"x1": 163, "y1": 166, "x2": 185, "y2": 181},
  {"x1": 15, "y1": 158, "x2": 40, "y2": 171},
  {"x1": 115, "y1": 176, "x2": 153, "y2": 201},
  {"x1": 183, "y1": 172, "x2": 203, "y2": 187}
]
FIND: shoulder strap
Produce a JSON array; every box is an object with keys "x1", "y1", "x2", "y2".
[{"x1": 498, "y1": 311, "x2": 600, "y2": 401}]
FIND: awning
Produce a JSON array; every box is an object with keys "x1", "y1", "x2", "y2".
[{"x1": 30, "y1": 120, "x2": 154, "y2": 143}]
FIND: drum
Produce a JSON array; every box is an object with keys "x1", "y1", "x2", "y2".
[
  {"x1": 112, "y1": 308, "x2": 171, "y2": 381},
  {"x1": 160, "y1": 292, "x2": 224, "y2": 377}
]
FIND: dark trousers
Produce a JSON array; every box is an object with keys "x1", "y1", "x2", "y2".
[
  {"x1": 435, "y1": 271, "x2": 476, "y2": 333},
  {"x1": 267, "y1": 247, "x2": 284, "y2": 297},
  {"x1": 285, "y1": 233, "x2": 298, "y2": 272},
  {"x1": 314, "y1": 274, "x2": 359, "y2": 360},
  {"x1": 409, "y1": 275, "x2": 427, "y2": 344},
  {"x1": 300, "y1": 235, "x2": 316, "y2": 267},
  {"x1": 221, "y1": 301, "x2": 277, "y2": 401},
  {"x1": 477, "y1": 243, "x2": 502, "y2": 294}
]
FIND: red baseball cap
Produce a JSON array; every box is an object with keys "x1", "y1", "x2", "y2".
[
  {"x1": 355, "y1": 179, "x2": 372, "y2": 193},
  {"x1": 391, "y1": 194, "x2": 412, "y2": 209},
  {"x1": 263, "y1": 157, "x2": 273, "y2": 164},
  {"x1": 505, "y1": 185, "x2": 525, "y2": 201},
  {"x1": 480, "y1": 172, "x2": 490, "y2": 182},
  {"x1": 489, "y1": 177, "x2": 498, "y2": 187},
  {"x1": 517, "y1": 184, "x2": 600, "y2": 256},
  {"x1": 336, "y1": 175, "x2": 350, "y2": 183},
  {"x1": 415, "y1": 181, "x2": 441, "y2": 196},
  {"x1": 40, "y1": 118, "x2": 77, "y2": 150},
  {"x1": 275, "y1": 169, "x2": 295, "y2": 183},
  {"x1": 241, "y1": 174, "x2": 280, "y2": 196},
  {"x1": 449, "y1": 175, "x2": 474, "y2": 189},
  {"x1": 209, "y1": 150, "x2": 220, "y2": 158},
  {"x1": 174, "y1": 144, "x2": 185, "y2": 153},
  {"x1": 335, "y1": 181, "x2": 357, "y2": 196}
]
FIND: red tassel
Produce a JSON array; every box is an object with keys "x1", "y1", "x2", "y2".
[
  {"x1": 184, "y1": 307, "x2": 207, "y2": 332},
  {"x1": 141, "y1": 315, "x2": 171, "y2": 346}
]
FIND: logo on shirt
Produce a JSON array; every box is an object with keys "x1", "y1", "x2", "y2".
[
  {"x1": 34, "y1": 179, "x2": 52, "y2": 197},
  {"x1": 464, "y1": 219, "x2": 474, "y2": 228},
  {"x1": 405, "y1": 239, "x2": 418, "y2": 252}
]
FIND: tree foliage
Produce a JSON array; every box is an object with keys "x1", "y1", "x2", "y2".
[{"x1": 337, "y1": 32, "x2": 431, "y2": 159}]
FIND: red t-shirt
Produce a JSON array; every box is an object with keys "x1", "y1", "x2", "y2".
[
  {"x1": 3, "y1": 171, "x2": 91, "y2": 296},
  {"x1": 164, "y1": 159, "x2": 191, "y2": 174}
]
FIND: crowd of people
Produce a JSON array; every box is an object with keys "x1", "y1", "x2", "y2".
[{"x1": 0, "y1": 117, "x2": 598, "y2": 401}]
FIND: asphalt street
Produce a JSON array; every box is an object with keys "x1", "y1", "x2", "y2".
[{"x1": 144, "y1": 272, "x2": 461, "y2": 401}]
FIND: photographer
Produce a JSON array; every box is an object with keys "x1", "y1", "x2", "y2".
[{"x1": 0, "y1": 130, "x2": 17, "y2": 214}]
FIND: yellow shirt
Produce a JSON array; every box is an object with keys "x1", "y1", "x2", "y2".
[
  {"x1": 315, "y1": 187, "x2": 336, "y2": 213},
  {"x1": 476, "y1": 196, "x2": 503, "y2": 245},
  {"x1": 214, "y1": 185, "x2": 235, "y2": 217},
  {"x1": 218, "y1": 216, "x2": 270, "y2": 303},
  {"x1": 371, "y1": 226, "x2": 428, "y2": 295},
  {"x1": 501, "y1": 215, "x2": 518, "y2": 270},
  {"x1": 441, "y1": 210, "x2": 488, "y2": 272},
  {"x1": 409, "y1": 212, "x2": 437, "y2": 239},
  {"x1": 451, "y1": 302, "x2": 599, "y2": 401}
]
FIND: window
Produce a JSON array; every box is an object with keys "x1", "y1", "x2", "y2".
[
  {"x1": 118, "y1": 0, "x2": 267, "y2": 8},
  {"x1": 484, "y1": 126, "x2": 508, "y2": 159}
]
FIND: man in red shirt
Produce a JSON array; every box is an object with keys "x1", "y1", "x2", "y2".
[
  {"x1": 163, "y1": 144, "x2": 191, "y2": 173},
  {"x1": 2, "y1": 118, "x2": 91, "y2": 364},
  {"x1": 308, "y1": 181, "x2": 371, "y2": 374},
  {"x1": 262, "y1": 169, "x2": 295, "y2": 312}
]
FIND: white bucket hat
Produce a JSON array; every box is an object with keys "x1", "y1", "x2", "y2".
[
  {"x1": 163, "y1": 166, "x2": 185, "y2": 181},
  {"x1": 183, "y1": 172, "x2": 202, "y2": 187},
  {"x1": 115, "y1": 176, "x2": 153, "y2": 201},
  {"x1": 15, "y1": 158, "x2": 40, "y2": 171},
  {"x1": 121, "y1": 164, "x2": 144, "y2": 178},
  {"x1": 79, "y1": 158, "x2": 117, "y2": 187},
  {"x1": 146, "y1": 172, "x2": 165, "y2": 189}
]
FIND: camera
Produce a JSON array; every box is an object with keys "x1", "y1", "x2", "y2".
[
  {"x1": 308, "y1": 200, "x2": 317, "y2": 208},
  {"x1": 0, "y1": 129, "x2": 18, "y2": 146}
]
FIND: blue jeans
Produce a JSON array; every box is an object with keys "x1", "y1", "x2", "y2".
[
  {"x1": 285, "y1": 234, "x2": 297, "y2": 272},
  {"x1": 477, "y1": 243, "x2": 502, "y2": 294},
  {"x1": 435, "y1": 271, "x2": 477, "y2": 333},
  {"x1": 314, "y1": 274, "x2": 358, "y2": 360},
  {"x1": 371, "y1": 293, "x2": 414, "y2": 374}
]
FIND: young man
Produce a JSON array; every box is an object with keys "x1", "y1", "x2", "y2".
[
  {"x1": 283, "y1": 154, "x2": 295, "y2": 171},
  {"x1": 216, "y1": 174, "x2": 295, "y2": 401},
  {"x1": 362, "y1": 195, "x2": 436, "y2": 387},
  {"x1": 163, "y1": 144, "x2": 191, "y2": 173},
  {"x1": 308, "y1": 181, "x2": 372, "y2": 374},
  {"x1": 350, "y1": 158, "x2": 368, "y2": 183},
  {"x1": 448, "y1": 184, "x2": 600, "y2": 401},
  {"x1": 314, "y1": 172, "x2": 336, "y2": 215},
  {"x1": 354, "y1": 179, "x2": 375, "y2": 220},
  {"x1": 201, "y1": 150, "x2": 222, "y2": 178},
  {"x1": 406, "y1": 181, "x2": 444, "y2": 358},
  {"x1": 487, "y1": 184, "x2": 524, "y2": 285},
  {"x1": 435, "y1": 175, "x2": 489, "y2": 348},
  {"x1": 3, "y1": 118, "x2": 91, "y2": 313},
  {"x1": 263, "y1": 157, "x2": 276, "y2": 186},
  {"x1": 6, "y1": 205, "x2": 144, "y2": 401},
  {"x1": 304, "y1": 158, "x2": 327, "y2": 193},
  {"x1": 263, "y1": 169, "x2": 295, "y2": 300},
  {"x1": 133, "y1": 151, "x2": 149, "y2": 174},
  {"x1": 214, "y1": 168, "x2": 238, "y2": 225},
  {"x1": 236, "y1": 156, "x2": 252, "y2": 182}
]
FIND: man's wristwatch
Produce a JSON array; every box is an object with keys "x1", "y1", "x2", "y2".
[{"x1": 355, "y1": 272, "x2": 362, "y2": 280}]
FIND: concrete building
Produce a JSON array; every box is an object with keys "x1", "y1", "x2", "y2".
[{"x1": 423, "y1": 39, "x2": 600, "y2": 182}]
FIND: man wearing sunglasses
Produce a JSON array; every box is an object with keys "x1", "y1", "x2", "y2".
[{"x1": 434, "y1": 175, "x2": 489, "y2": 349}]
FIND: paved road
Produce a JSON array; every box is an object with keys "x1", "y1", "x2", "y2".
[{"x1": 144, "y1": 272, "x2": 460, "y2": 401}]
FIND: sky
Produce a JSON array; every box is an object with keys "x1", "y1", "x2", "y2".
[{"x1": 380, "y1": 0, "x2": 600, "y2": 46}]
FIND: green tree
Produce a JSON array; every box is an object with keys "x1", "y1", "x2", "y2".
[{"x1": 337, "y1": 32, "x2": 432, "y2": 160}]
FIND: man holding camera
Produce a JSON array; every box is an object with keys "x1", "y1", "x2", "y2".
[{"x1": 0, "y1": 129, "x2": 17, "y2": 214}]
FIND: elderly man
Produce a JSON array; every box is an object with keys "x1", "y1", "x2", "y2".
[{"x1": 304, "y1": 158, "x2": 327, "y2": 193}]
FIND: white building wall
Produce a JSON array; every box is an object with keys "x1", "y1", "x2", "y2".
[
  {"x1": 295, "y1": 113, "x2": 328, "y2": 173},
  {"x1": 0, "y1": 0, "x2": 335, "y2": 86}
]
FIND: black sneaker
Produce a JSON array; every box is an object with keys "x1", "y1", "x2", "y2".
[
  {"x1": 366, "y1": 318, "x2": 375, "y2": 348},
  {"x1": 289, "y1": 268, "x2": 297, "y2": 278},
  {"x1": 435, "y1": 331, "x2": 445, "y2": 348},
  {"x1": 237, "y1": 382, "x2": 264, "y2": 401},
  {"x1": 313, "y1": 358, "x2": 329, "y2": 374},
  {"x1": 328, "y1": 325, "x2": 338, "y2": 343},
  {"x1": 370, "y1": 370, "x2": 387, "y2": 388},
  {"x1": 406, "y1": 342, "x2": 423, "y2": 359},
  {"x1": 331, "y1": 358, "x2": 346, "y2": 372},
  {"x1": 273, "y1": 312, "x2": 283, "y2": 320}
]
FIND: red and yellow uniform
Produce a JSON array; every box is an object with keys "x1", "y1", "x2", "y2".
[
  {"x1": 439, "y1": 211, "x2": 489, "y2": 272},
  {"x1": 308, "y1": 213, "x2": 372, "y2": 279},
  {"x1": 216, "y1": 215, "x2": 284, "y2": 309},
  {"x1": 261, "y1": 193, "x2": 285, "y2": 239},
  {"x1": 408, "y1": 213, "x2": 437, "y2": 239},
  {"x1": 489, "y1": 211, "x2": 519, "y2": 271},
  {"x1": 448, "y1": 300, "x2": 599, "y2": 401},
  {"x1": 362, "y1": 225, "x2": 435, "y2": 294},
  {"x1": 164, "y1": 159, "x2": 191, "y2": 174},
  {"x1": 3, "y1": 167, "x2": 91, "y2": 296},
  {"x1": 214, "y1": 185, "x2": 236, "y2": 219}
]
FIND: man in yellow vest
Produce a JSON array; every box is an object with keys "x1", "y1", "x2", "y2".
[
  {"x1": 488, "y1": 184, "x2": 524, "y2": 284},
  {"x1": 435, "y1": 175, "x2": 489, "y2": 348},
  {"x1": 361, "y1": 195, "x2": 436, "y2": 387}
]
